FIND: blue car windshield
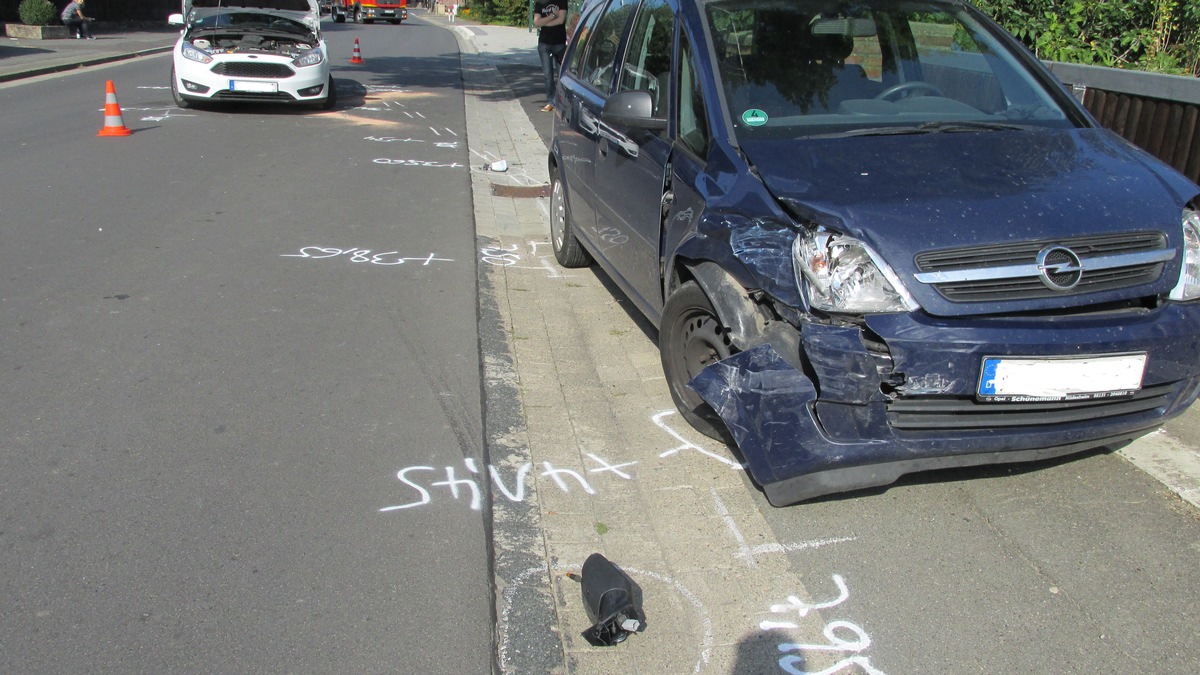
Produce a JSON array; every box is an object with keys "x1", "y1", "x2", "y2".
[{"x1": 705, "y1": 0, "x2": 1075, "y2": 139}]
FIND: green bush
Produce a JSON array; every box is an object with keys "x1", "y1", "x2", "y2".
[
  {"x1": 974, "y1": 0, "x2": 1199, "y2": 76},
  {"x1": 18, "y1": 0, "x2": 59, "y2": 26}
]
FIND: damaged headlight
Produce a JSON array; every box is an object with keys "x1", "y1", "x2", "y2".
[
  {"x1": 181, "y1": 43, "x2": 213, "y2": 64},
  {"x1": 293, "y1": 49, "x2": 325, "y2": 68},
  {"x1": 794, "y1": 230, "x2": 918, "y2": 313},
  {"x1": 1170, "y1": 208, "x2": 1200, "y2": 301}
]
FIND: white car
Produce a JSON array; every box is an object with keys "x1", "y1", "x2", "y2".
[{"x1": 168, "y1": 0, "x2": 335, "y2": 109}]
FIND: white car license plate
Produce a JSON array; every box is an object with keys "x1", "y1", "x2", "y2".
[
  {"x1": 230, "y1": 80, "x2": 278, "y2": 93},
  {"x1": 978, "y1": 353, "x2": 1146, "y2": 401}
]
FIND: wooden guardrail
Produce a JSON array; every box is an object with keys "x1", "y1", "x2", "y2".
[{"x1": 1047, "y1": 62, "x2": 1200, "y2": 185}]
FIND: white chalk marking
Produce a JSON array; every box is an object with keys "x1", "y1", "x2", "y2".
[
  {"x1": 735, "y1": 536, "x2": 857, "y2": 561},
  {"x1": 653, "y1": 410, "x2": 744, "y2": 469},
  {"x1": 711, "y1": 488, "x2": 756, "y2": 568},
  {"x1": 586, "y1": 453, "x2": 637, "y2": 480}
]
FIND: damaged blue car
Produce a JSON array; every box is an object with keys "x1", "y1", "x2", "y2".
[{"x1": 547, "y1": 0, "x2": 1200, "y2": 506}]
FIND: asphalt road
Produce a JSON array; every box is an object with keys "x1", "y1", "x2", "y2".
[{"x1": 0, "y1": 21, "x2": 493, "y2": 672}]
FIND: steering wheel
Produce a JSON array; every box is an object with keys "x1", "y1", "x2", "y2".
[{"x1": 874, "y1": 81, "x2": 944, "y2": 101}]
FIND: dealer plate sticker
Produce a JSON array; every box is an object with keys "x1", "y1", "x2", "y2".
[
  {"x1": 230, "y1": 80, "x2": 278, "y2": 93},
  {"x1": 978, "y1": 353, "x2": 1146, "y2": 401}
]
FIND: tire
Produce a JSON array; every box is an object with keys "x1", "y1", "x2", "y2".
[
  {"x1": 660, "y1": 281, "x2": 735, "y2": 441},
  {"x1": 549, "y1": 164, "x2": 592, "y2": 268},
  {"x1": 313, "y1": 76, "x2": 337, "y2": 110},
  {"x1": 354, "y1": 8, "x2": 363, "y2": 23},
  {"x1": 333, "y1": 11, "x2": 345, "y2": 22},
  {"x1": 170, "y1": 67, "x2": 192, "y2": 109}
]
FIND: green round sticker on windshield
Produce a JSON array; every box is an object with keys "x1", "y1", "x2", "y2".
[{"x1": 741, "y1": 109, "x2": 768, "y2": 126}]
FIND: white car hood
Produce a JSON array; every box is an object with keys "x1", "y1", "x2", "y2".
[{"x1": 183, "y1": 0, "x2": 320, "y2": 22}]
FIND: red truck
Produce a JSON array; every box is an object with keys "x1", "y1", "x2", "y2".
[{"x1": 330, "y1": 0, "x2": 408, "y2": 24}]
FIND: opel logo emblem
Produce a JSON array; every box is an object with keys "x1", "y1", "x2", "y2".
[{"x1": 1036, "y1": 246, "x2": 1084, "y2": 291}]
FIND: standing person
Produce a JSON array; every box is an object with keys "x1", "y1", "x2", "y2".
[
  {"x1": 449, "y1": 2, "x2": 457, "y2": 22},
  {"x1": 61, "y1": 0, "x2": 94, "y2": 39},
  {"x1": 533, "y1": 0, "x2": 567, "y2": 112}
]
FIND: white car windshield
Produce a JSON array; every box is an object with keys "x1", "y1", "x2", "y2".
[{"x1": 706, "y1": 0, "x2": 1075, "y2": 139}]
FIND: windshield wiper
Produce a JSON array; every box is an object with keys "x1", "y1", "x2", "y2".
[{"x1": 811, "y1": 121, "x2": 1028, "y2": 139}]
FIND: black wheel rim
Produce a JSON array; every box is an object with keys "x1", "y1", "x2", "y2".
[{"x1": 676, "y1": 306, "x2": 729, "y2": 381}]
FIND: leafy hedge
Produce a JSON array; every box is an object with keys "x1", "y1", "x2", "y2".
[
  {"x1": 974, "y1": 0, "x2": 1199, "y2": 76},
  {"x1": 17, "y1": 0, "x2": 56, "y2": 25},
  {"x1": 472, "y1": 0, "x2": 529, "y2": 27}
]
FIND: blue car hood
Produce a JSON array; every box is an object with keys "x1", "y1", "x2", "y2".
[{"x1": 741, "y1": 128, "x2": 1195, "y2": 313}]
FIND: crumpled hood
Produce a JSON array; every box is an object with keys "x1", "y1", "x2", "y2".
[{"x1": 740, "y1": 127, "x2": 1197, "y2": 313}]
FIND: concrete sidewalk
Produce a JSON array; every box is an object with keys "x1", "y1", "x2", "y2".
[{"x1": 0, "y1": 25, "x2": 177, "y2": 83}]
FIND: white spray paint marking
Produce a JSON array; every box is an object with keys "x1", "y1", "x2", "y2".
[
  {"x1": 367, "y1": 137, "x2": 460, "y2": 149},
  {"x1": 373, "y1": 158, "x2": 464, "y2": 168},
  {"x1": 480, "y1": 245, "x2": 574, "y2": 279},
  {"x1": 766, "y1": 575, "x2": 849, "y2": 623},
  {"x1": 380, "y1": 453, "x2": 637, "y2": 512},
  {"x1": 653, "y1": 410, "x2": 745, "y2": 469},
  {"x1": 281, "y1": 247, "x2": 453, "y2": 266},
  {"x1": 759, "y1": 575, "x2": 886, "y2": 674}
]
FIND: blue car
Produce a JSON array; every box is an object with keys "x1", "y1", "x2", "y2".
[{"x1": 548, "y1": 0, "x2": 1200, "y2": 505}]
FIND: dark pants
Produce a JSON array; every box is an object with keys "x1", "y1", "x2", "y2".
[
  {"x1": 538, "y1": 42, "x2": 566, "y2": 105},
  {"x1": 63, "y1": 17, "x2": 92, "y2": 39}
]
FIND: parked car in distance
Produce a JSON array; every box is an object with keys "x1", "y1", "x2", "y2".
[
  {"x1": 168, "y1": 0, "x2": 335, "y2": 110},
  {"x1": 549, "y1": 0, "x2": 1200, "y2": 506}
]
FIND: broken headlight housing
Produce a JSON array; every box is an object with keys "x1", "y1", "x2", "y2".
[
  {"x1": 794, "y1": 230, "x2": 918, "y2": 313},
  {"x1": 1170, "y1": 208, "x2": 1200, "y2": 301}
]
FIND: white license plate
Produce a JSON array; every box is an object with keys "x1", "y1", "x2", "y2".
[
  {"x1": 978, "y1": 353, "x2": 1146, "y2": 401},
  {"x1": 230, "y1": 80, "x2": 278, "y2": 93}
]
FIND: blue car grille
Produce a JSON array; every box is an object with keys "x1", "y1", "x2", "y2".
[
  {"x1": 212, "y1": 62, "x2": 294, "y2": 79},
  {"x1": 887, "y1": 381, "x2": 1175, "y2": 430},
  {"x1": 915, "y1": 232, "x2": 1167, "y2": 302}
]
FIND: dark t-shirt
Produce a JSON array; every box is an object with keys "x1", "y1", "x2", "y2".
[{"x1": 535, "y1": 0, "x2": 568, "y2": 46}]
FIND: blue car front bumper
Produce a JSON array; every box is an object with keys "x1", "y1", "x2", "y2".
[{"x1": 691, "y1": 303, "x2": 1200, "y2": 506}]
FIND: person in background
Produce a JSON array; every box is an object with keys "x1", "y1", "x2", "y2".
[
  {"x1": 533, "y1": 0, "x2": 567, "y2": 112},
  {"x1": 61, "y1": 0, "x2": 95, "y2": 39}
]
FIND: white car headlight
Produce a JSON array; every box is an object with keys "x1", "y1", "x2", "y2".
[
  {"x1": 181, "y1": 43, "x2": 213, "y2": 64},
  {"x1": 1170, "y1": 208, "x2": 1200, "y2": 301},
  {"x1": 794, "y1": 230, "x2": 918, "y2": 313},
  {"x1": 293, "y1": 49, "x2": 324, "y2": 68}
]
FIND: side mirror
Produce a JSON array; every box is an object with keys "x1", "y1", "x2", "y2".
[
  {"x1": 601, "y1": 90, "x2": 667, "y2": 130},
  {"x1": 577, "y1": 553, "x2": 645, "y2": 646},
  {"x1": 168, "y1": 13, "x2": 184, "y2": 25}
]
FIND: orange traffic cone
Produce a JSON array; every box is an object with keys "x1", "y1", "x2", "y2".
[
  {"x1": 97, "y1": 80, "x2": 132, "y2": 137},
  {"x1": 350, "y1": 38, "x2": 364, "y2": 64}
]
